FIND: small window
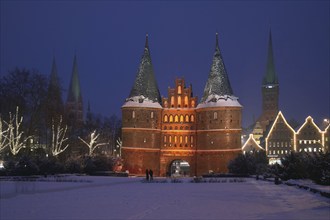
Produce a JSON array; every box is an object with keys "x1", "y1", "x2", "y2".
[
  {"x1": 180, "y1": 115, "x2": 184, "y2": 122},
  {"x1": 175, "y1": 115, "x2": 179, "y2": 122},
  {"x1": 190, "y1": 115, "x2": 195, "y2": 122},
  {"x1": 174, "y1": 136, "x2": 177, "y2": 143},
  {"x1": 151, "y1": 112, "x2": 154, "y2": 119},
  {"x1": 214, "y1": 112, "x2": 218, "y2": 120},
  {"x1": 178, "y1": 96, "x2": 181, "y2": 107},
  {"x1": 180, "y1": 136, "x2": 183, "y2": 143},
  {"x1": 132, "y1": 111, "x2": 135, "y2": 119},
  {"x1": 185, "y1": 115, "x2": 189, "y2": 122},
  {"x1": 185, "y1": 136, "x2": 188, "y2": 143},
  {"x1": 178, "y1": 85, "x2": 182, "y2": 94},
  {"x1": 164, "y1": 115, "x2": 168, "y2": 122},
  {"x1": 169, "y1": 115, "x2": 173, "y2": 122},
  {"x1": 190, "y1": 136, "x2": 194, "y2": 144},
  {"x1": 164, "y1": 136, "x2": 167, "y2": 143},
  {"x1": 169, "y1": 136, "x2": 172, "y2": 143},
  {"x1": 171, "y1": 96, "x2": 175, "y2": 106},
  {"x1": 184, "y1": 96, "x2": 188, "y2": 107}
]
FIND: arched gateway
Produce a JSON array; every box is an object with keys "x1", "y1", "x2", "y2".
[{"x1": 169, "y1": 160, "x2": 190, "y2": 177}]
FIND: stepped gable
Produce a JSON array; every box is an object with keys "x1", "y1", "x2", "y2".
[
  {"x1": 198, "y1": 33, "x2": 241, "y2": 108},
  {"x1": 123, "y1": 34, "x2": 162, "y2": 108}
]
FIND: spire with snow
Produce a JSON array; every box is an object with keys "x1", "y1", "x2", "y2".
[
  {"x1": 124, "y1": 34, "x2": 162, "y2": 108},
  {"x1": 263, "y1": 29, "x2": 278, "y2": 85},
  {"x1": 198, "y1": 33, "x2": 240, "y2": 108}
]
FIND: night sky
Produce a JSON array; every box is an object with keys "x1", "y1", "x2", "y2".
[{"x1": 1, "y1": 1, "x2": 329, "y2": 128}]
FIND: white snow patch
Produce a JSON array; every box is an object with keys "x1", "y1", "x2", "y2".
[
  {"x1": 197, "y1": 94, "x2": 242, "y2": 108},
  {"x1": 122, "y1": 96, "x2": 162, "y2": 109},
  {"x1": 1, "y1": 176, "x2": 329, "y2": 220}
]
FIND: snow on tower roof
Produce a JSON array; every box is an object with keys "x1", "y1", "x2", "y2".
[
  {"x1": 124, "y1": 34, "x2": 161, "y2": 108},
  {"x1": 198, "y1": 33, "x2": 241, "y2": 108}
]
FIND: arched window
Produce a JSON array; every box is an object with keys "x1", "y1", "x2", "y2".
[
  {"x1": 180, "y1": 136, "x2": 183, "y2": 143},
  {"x1": 180, "y1": 115, "x2": 184, "y2": 122},
  {"x1": 164, "y1": 115, "x2": 168, "y2": 122},
  {"x1": 169, "y1": 115, "x2": 173, "y2": 122},
  {"x1": 185, "y1": 136, "x2": 188, "y2": 143},
  {"x1": 132, "y1": 111, "x2": 135, "y2": 119},
  {"x1": 169, "y1": 136, "x2": 172, "y2": 143},
  {"x1": 164, "y1": 100, "x2": 168, "y2": 108},
  {"x1": 151, "y1": 112, "x2": 154, "y2": 119},
  {"x1": 174, "y1": 136, "x2": 177, "y2": 143},
  {"x1": 185, "y1": 115, "x2": 189, "y2": 122},
  {"x1": 175, "y1": 115, "x2": 179, "y2": 122},
  {"x1": 190, "y1": 136, "x2": 194, "y2": 143},
  {"x1": 184, "y1": 96, "x2": 188, "y2": 107},
  {"x1": 171, "y1": 96, "x2": 175, "y2": 107},
  {"x1": 178, "y1": 85, "x2": 182, "y2": 94},
  {"x1": 190, "y1": 115, "x2": 195, "y2": 122},
  {"x1": 191, "y1": 100, "x2": 195, "y2": 107},
  {"x1": 178, "y1": 96, "x2": 181, "y2": 107},
  {"x1": 214, "y1": 112, "x2": 218, "y2": 119},
  {"x1": 164, "y1": 136, "x2": 167, "y2": 143}
]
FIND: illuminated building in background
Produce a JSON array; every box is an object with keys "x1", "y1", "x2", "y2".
[{"x1": 121, "y1": 34, "x2": 242, "y2": 176}]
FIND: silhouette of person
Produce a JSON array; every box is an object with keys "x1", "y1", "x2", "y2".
[
  {"x1": 149, "y1": 169, "x2": 153, "y2": 181},
  {"x1": 145, "y1": 169, "x2": 149, "y2": 181}
]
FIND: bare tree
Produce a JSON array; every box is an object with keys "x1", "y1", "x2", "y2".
[
  {"x1": 78, "y1": 130, "x2": 107, "y2": 156},
  {"x1": 4, "y1": 107, "x2": 31, "y2": 155},
  {"x1": 0, "y1": 116, "x2": 10, "y2": 153},
  {"x1": 51, "y1": 116, "x2": 69, "y2": 156}
]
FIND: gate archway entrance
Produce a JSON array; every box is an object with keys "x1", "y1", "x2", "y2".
[{"x1": 169, "y1": 160, "x2": 190, "y2": 177}]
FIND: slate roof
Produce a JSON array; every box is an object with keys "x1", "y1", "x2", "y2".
[
  {"x1": 127, "y1": 34, "x2": 161, "y2": 104},
  {"x1": 200, "y1": 33, "x2": 234, "y2": 103}
]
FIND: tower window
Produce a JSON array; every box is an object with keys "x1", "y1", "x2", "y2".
[
  {"x1": 178, "y1": 85, "x2": 182, "y2": 94},
  {"x1": 190, "y1": 115, "x2": 195, "y2": 122},
  {"x1": 184, "y1": 96, "x2": 188, "y2": 107}
]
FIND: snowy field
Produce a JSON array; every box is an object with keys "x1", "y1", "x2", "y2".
[{"x1": 1, "y1": 175, "x2": 329, "y2": 220}]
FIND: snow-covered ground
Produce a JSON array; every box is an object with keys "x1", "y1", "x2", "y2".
[{"x1": 1, "y1": 176, "x2": 329, "y2": 220}]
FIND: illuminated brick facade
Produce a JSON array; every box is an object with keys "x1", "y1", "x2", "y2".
[{"x1": 122, "y1": 34, "x2": 242, "y2": 177}]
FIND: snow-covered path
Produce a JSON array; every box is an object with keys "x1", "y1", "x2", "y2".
[{"x1": 1, "y1": 176, "x2": 329, "y2": 220}]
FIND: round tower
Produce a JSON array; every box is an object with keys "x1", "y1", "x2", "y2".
[
  {"x1": 121, "y1": 34, "x2": 162, "y2": 176},
  {"x1": 196, "y1": 33, "x2": 242, "y2": 175}
]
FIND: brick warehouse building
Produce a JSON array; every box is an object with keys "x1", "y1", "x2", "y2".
[{"x1": 122, "y1": 34, "x2": 242, "y2": 177}]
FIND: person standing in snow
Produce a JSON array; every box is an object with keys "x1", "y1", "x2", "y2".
[
  {"x1": 145, "y1": 169, "x2": 149, "y2": 181},
  {"x1": 149, "y1": 169, "x2": 153, "y2": 181}
]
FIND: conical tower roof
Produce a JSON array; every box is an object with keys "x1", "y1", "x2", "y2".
[
  {"x1": 67, "y1": 54, "x2": 82, "y2": 103},
  {"x1": 124, "y1": 34, "x2": 162, "y2": 108},
  {"x1": 198, "y1": 33, "x2": 241, "y2": 108},
  {"x1": 263, "y1": 30, "x2": 278, "y2": 85}
]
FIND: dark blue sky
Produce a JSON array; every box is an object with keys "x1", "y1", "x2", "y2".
[{"x1": 1, "y1": 1, "x2": 329, "y2": 128}]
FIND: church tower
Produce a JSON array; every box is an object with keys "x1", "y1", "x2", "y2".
[
  {"x1": 257, "y1": 30, "x2": 279, "y2": 132},
  {"x1": 46, "y1": 56, "x2": 64, "y2": 127},
  {"x1": 65, "y1": 54, "x2": 84, "y2": 129},
  {"x1": 196, "y1": 33, "x2": 242, "y2": 174},
  {"x1": 121, "y1": 34, "x2": 162, "y2": 175}
]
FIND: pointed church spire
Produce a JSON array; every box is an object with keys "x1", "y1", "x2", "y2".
[
  {"x1": 50, "y1": 56, "x2": 59, "y2": 88},
  {"x1": 263, "y1": 29, "x2": 278, "y2": 85},
  {"x1": 67, "y1": 54, "x2": 82, "y2": 103},
  {"x1": 127, "y1": 34, "x2": 161, "y2": 103},
  {"x1": 200, "y1": 33, "x2": 234, "y2": 103},
  {"x1": 46, "y1": 55, "x2": 64, "y2": 126}
]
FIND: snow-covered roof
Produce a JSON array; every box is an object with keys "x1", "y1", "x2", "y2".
[
  {"x1": 196, "y1": 94, "x2": 242, "y2": 109},
  {"x1": 122, "y1": 95, "x2": 162, "y2": 109}
]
